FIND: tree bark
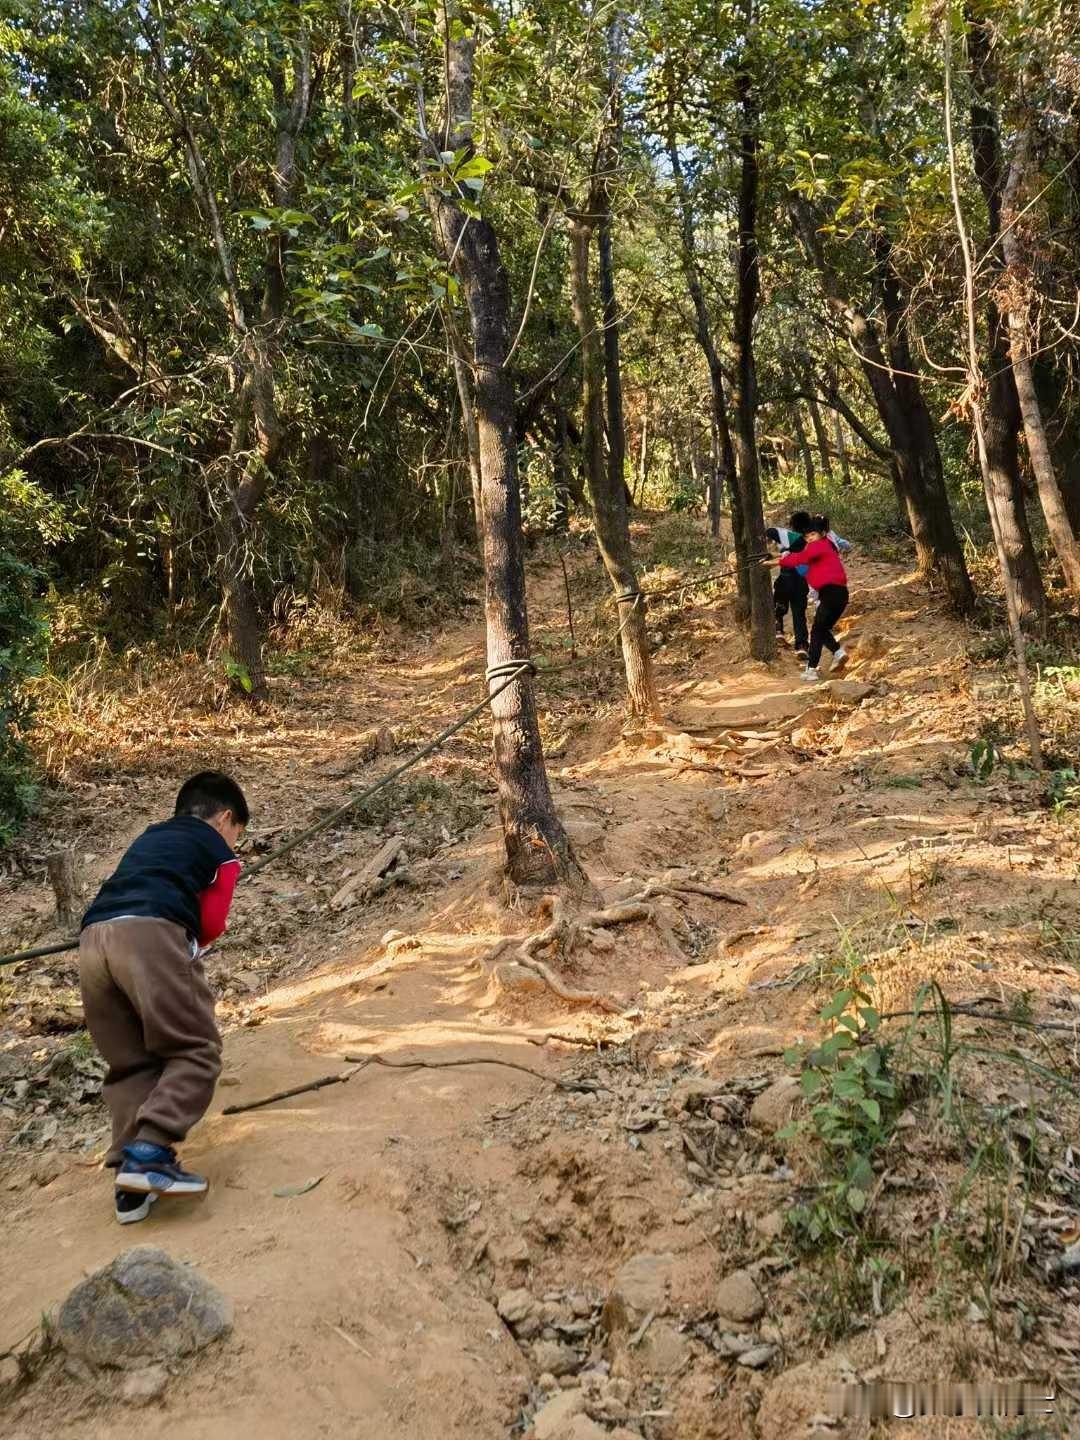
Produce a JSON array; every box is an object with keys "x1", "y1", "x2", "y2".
[
  {"x1": 1000, "y1": 128, "x2": 1080, "y2": 595},
  {"x1": 569, "y1": 214, "x2": 660, "y2": 722},
  {"x1": 427, "y1": 16, "x2": 583, "y2": 889},
  {"x1": 792, "y1": 404, "x2": 816, "y2": 496},
  {"x1": 967, "y1": 13, "x2": 1047, "y2": 627},
  {"x1": 805, "y1": 389, "x2": 833, "y2": 482},
  {"x1": 663, "y1": 86, "x2": 748, "y2": 618},
  {"x1": 729, "y1": 67, "x2": 775, "y2": 661}
]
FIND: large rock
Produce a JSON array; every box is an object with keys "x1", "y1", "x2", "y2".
[
  {"x1": 57, "y1": 1247, "x2": 232, "y2": 1371},
  {"x1": 715, "y1": 1268, "x2": 765, "y2": 1326},
  {"x1": 748, "y1": 1077, "x2": 802, "y2": 1135}
]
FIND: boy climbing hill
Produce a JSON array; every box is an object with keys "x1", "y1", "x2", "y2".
[{"x1": 78, "y1": 771, "x2": 248, "y2": 1224}]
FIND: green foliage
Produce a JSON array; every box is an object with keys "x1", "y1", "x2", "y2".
[
  {"x1": 784, "y1": 961, "x2": 898, "y2": 1245},
  {"x1": 0, "y1": 470, "x2": 65, "y2": 838}
]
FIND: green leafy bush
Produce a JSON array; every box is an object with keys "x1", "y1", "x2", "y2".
[{"x1": 0, "y1": 469, "x2": 69, "y2": 840}]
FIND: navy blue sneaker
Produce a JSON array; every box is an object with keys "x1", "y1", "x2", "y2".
[
  {"x1": 115, "y1": 1189, "x2": 159, "y2": 1224},
  {"x1": 116, "y1": 1142, "x2": 209, "y2": 1197}
]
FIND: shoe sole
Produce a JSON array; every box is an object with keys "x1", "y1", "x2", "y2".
[
  {"x1": 831, "y1": 655, "x2": 849, "y2": 672},
  {"x1": 115, "y1": 1173, "x2": 209, "y2": 1197},
  {"x1": 116, "y1": 1193, "x2": 159, "y2": 1225}
]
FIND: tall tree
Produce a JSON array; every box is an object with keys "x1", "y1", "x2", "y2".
[
  {"x1": 966, "y1": 9, "x2": 1047, "y2": 626},
  {"x1": 728, "y1": 42, "x2": 775, "y2": 662},
  {"x1": 423, "y1": 9, "x2": 584, "y2": 888}
]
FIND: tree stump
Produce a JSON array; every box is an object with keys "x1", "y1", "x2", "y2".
[{"x1": 47, "y1": 849, "x2": 84, "y2": 930}]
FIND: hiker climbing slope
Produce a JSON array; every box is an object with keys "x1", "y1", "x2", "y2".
[{"x1": 766, "y1": 514, "x2": 849, "y2": 683}]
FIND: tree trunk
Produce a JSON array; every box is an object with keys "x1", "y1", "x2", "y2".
[
  {"x1": 792, "y1": 405, "x2": 816, "y2": 497},
  {"x1": 708, "y1": 417, "x2": 722, "y2": 537},
  {"x1": 663, "y1": 83, "x2": 748, "y2": 619},
  {"x1": 447, "y1": 319, "x2": 484, "y2": 536},
  {"x1": 636, "y1": 402, "x2": 649, "y2": 505},
  {"x1": 47, "y1": 850, "x2": 84, "y2": 931},
  {"x1": 1001, "y1": 130, "x2": 1080, "y2": 595},
  {"x1": 806, "y1": 391, "x2": 833, "y2": 481},
  {"x1": 967, "y1": 14, "x2": 1047, "y2": 627},
  {"x1": 553, "y1": 401, "x2": 571, "y2": 531},
  {"x1": 569, "y1": 215, "x2": 660, "y2": 722},
  {"x1": 729, "y1": 68, "x2": 775, "y2": 661},
  {"x1": 428, "y1": 20, "x2": 583, "y2": 890}
]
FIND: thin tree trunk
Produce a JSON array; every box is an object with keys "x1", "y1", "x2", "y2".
[
  {"x1": 428, "y1": 16, "x2": 583, "y2": 889},
  {"x1": 792, "y1": 405, "x2": 816, "y2": 497},
  {"x1": 552, "y1": 402, "x2": 571, "y2": 531},
  {"x1": 708, "y1": 416, "x2": 722, "y2": 537},
  {"x1": 729, "y1": 64, "x2": 775, "y2": 661},
  {"x1": 834, "y1": 412, "x2": 851, "y2": 485},
  {"x1": 805, "y1": 391, "x2": 833, "y2": 481},
  {"x1": 636, "y1": 402, "x2": 649, "y2": 505},
  {"x1": 663, "y1": 80, "x2": 748, "y2": 619},
  {"x1": 569, "y1": 215, "x2": 660, "y2": 722},
  {"x1": 1001, "y1": 129, "x2": 1080, "y2": 595},
  {"x1": 945, "y1": 14, "x2": 1042, "y2": 767},
  {"x1": 967, "y1": 13, "x2": 1047, "y2": 628}
]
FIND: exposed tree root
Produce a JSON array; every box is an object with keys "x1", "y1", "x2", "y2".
[{"x1": 478, "y1": 872, "x2": 748, "y2": 1013}]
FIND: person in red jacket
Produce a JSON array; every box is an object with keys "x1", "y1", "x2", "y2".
[
  {"x1": 79, "y1": 771, "x2": 248, "y2": 1223},
  {"x1": 766, "y1": 515, "x2": 849, "y2": 682}
]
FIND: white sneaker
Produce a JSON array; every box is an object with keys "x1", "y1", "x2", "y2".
[
  {"x1": 831, "y1": 648, "x2": 848, "y2": 672},
  {"x1": 801, "y1": 667, "x2": 820, "y2": 683}
]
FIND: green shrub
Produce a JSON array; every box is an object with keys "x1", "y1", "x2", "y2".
[{"x1": 0, "y1": 469, "x2": 69, "y2": 840}]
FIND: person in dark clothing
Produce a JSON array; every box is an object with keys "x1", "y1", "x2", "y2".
[
  {"x1": 765, "y1": 519, "x2": 810, "y2": 659},
  {"x1": 766, "y1": 514, "x2": 850, "y2": 681},
  {"x1": 78, "y1": 771, "x2": 248, "y2": 1223}
]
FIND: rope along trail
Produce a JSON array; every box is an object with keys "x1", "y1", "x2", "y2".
[{"x1": 0, "y1": 557, "x2": 755, "y2": 970}]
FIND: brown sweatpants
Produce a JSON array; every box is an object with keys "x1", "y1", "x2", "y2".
[{"x1": 79, "y1": 918, "x2": 222, "y2": 1166}]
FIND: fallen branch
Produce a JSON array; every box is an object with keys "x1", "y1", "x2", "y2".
[{"x1": 221, "y1": 1050, "x2": 599, "y2": 1116}]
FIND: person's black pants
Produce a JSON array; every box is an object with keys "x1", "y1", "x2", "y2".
[
  {"x1": 773, "y1": 571, "x2": 809, "y2": 651},
  {"x1": 808, "y1": 584, "x2": 849, "y2": 668}
]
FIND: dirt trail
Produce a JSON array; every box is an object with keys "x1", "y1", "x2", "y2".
[{"x1": 2, "y1": 526, "x2": 1078, "y2": 1438}]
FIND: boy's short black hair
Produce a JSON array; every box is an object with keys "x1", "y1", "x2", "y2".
[
  {"x1": 175, "y1": 771, "x2": 249, "y2": 826},
  {"x1": 810, "y1": 514, "x2": 830, "y2": 534},
  {"x1": 789, "y1": 511, "x2": 812, "y2": 532}
]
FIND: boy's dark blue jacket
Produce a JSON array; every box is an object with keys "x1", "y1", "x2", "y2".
[{"x1": 81, "y1": 815, "x2": 235, "y2": 942}]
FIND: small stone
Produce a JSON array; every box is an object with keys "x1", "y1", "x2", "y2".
[
  {"x1": 606, "y1": 1253, "x2": 674, "y2": 1324},
  {"x1": 748, "y1": 1077, "x2": 802, "y2": 1135},
  {"x1": 119, "y1": 1363, "x2": 168, "y2": 1405},
  {"x1": 737, "y1": 1343, "x2": 778, "y2": 1369},
  {"x1": 827, "y1": 680, "x2": 873, "y2": 704},
  {"x1": 57, "y1": 1247, "x2": 231, "y2": 1370},
  {"x1": 717, "y1": 1331, "x2": 756, "y2": 1357},
  {"x1": 755, "y1": 1210, "x2": 785, "y2": 1240},
  {"x1": 497, "y1": 1288, "x2": 536, "y2": 1326},
  {"x1": 641, "y1": 1319, "x2": 690, "y2": 1375},
  {"x1": 587, "y1": 929, "x2": 616, "y2": 954},
  {"x1": 569, "y1": 1294, "x2": 593, "y2": 1318},
  {"x1": 489, "y1": 1235, "x2": 532, "y2": 1271},
  {"x1": 715, "y1": 1268, "x2": 765, "y2": 1326},
  {"x1": 32, "y1": 1154, "x2": 65, "y2": 1188},
  {"x1": 532, "y1": 1339, "x2": 580, "y2": 1377},
  {"x1": 532, "y1": 1387, "x2": 586, "y2": 1440}
]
